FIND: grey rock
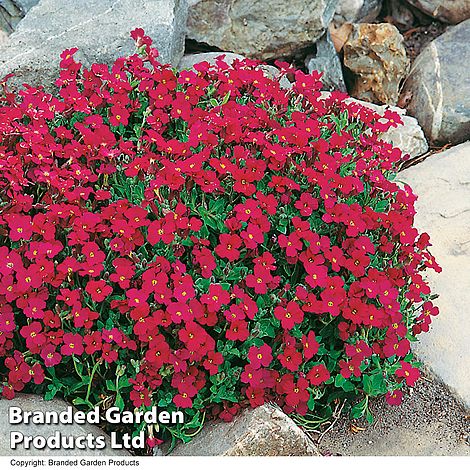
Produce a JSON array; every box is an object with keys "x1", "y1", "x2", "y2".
[
  {"x1": 402, "y1": 19, "x2": 470, "y2": 145},
  {"x1": 404, "y1": 0, "x2": 470, "y2": 24},
  {"x1": 400, "y1": 141, "x2": 470, "y2": 409},
  {"x1": 389, "y1": 0, "x2": 415, "y2": 30},
  {"x1": 0, "y1": 394, "x2": 130, "y2": 455},
  {"x1": 0, "y1": 0, "x2": 38, "y2": 33},
  {"x1": 334, "y1": 0, "x2": 382, "y2": 24},
  {"x1": 169, "y1": 403, "x2": 319, "y2": 456},
  {"x1": 343, "y1": 23, "x2": 410, "y2": 105},
  {"x1": 0, "y1": 0, "x2": 188, "y2": 90},
  {"x1": 306, "y1": 31, "x2": 346, "y2": 91},
  {"x1": 186, "y1": 0, "x2": 338, "y2": 61}
]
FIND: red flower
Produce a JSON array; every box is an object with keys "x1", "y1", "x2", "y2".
[
  {"x1": 302, "y1": 331, "x2": 320, "y2": 360},
  {"x1": 395, "y1": 361, "x2": 420, "y2": 386},
  {"x1": 385, "y1": 389, "x2": 403, "y2": 406},
  {"x1": 215, "y1": 233, "x2": 242, "y2": 261},
  {"x1": 280, "y1": 375, "x2": 310, "y2": 407},
  {"x1": 130, "y1": 386, "x2": 152, "y2": 408},
  {"x1": 278, "y1": 233, "x2": 302, "y2": 257},
  {"x1": 40, "y1": 345, "x2": 62, "y2": 367},
  {"x1": 147, "y1": 218, "x2": 176, "y2": 245},
  {"x1": 278, "y1": 347, "x2": 303, "y2": 372},
  {"x1": 274, "y1": 301, "x2": 304, "y2": 330},
  {"x1": 203, "y1": 351, "x2": 224, "y2": 375},
  {"x1": 225, "y1": 320, "x2": 249, "y2": 341},
  {"x1": 61, "y1": 333, "x2": 84, "y2": 356},
  {"x1": 201, "y1": 284, "x2": 230, "y2": 312},
  {"x1": 295, "y1": 193, "x2": 318, "y2": 216},
  {"x1": 339, "y1": 357, "x2": 362, "y2": 379},
  {"x1": 246, "y1": 386, "x2": 265, "y2": 407},
  {"x1": 245, "y1": 265, "x2": 273, "y2": 295},
  {"x1": 85, "y1": 280, "x2": 112, "y2": 303},
  {"x1": 307, "y1": 363, "x2": 330, "y2": 386},
  {"x1": 173, "y1": 392, "x2": 193, "y2": 408},
  {"x1": 6, "y1": 214, "x2": 33, "y2": 242},
  {"x1": 247, "y1": 344, "x2": 273, "y2": 369}
]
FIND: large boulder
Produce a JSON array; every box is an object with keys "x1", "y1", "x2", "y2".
[
  {"x1": 333, "y1": 0, "x2": 382, "y2": 25},
  {"x1": 343, "y1": 23, "x2": 410, "y2": 106},
  {"x1": 0, "y1": 394, "x2": 130, "y2": 455},
  {"x1": 404, "y1": 0, "x2": 470, "y2": 24},
  {"x1": 0, "y1": 0, "x2": 188, "y2": 89},
  {"x1": 169, "y1": 403, "x2": 319, "y2": 456},
  {"x1": 402, "y1": 19, "x2": 470, "y2": 145},
  {"x1": 400, "y1": 142, "x2": 470, "y2": 409},
  {"x1": 186, "y1": 0, "x2": 338, "y2": 61},
  {"x1": 0, "y1": 0, "x2": 38, "y2": 33},
  {"x1": 306, "y1": 31, "x2": 347, "y2": 92}
]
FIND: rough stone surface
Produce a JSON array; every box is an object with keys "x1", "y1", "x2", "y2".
[
  {"x1": 388, "y1": 0, "x2": 415, "y2": 30},
  {"x1": 178, "y1": 52, "x2": 292, "y2": 88},
  {"x1": 0, "y1": 0, "x2": 188, "y2": 89},
  {"x1": 343, "y1": 23, "x2": 410, "y2": 105},
  {"x1": 0, "y1": 28, "x2": 7, "y2": 46},
  {"x1": 405, "y1": 0, "x2": 470, "y2": 24},
  {"x1": 402, "y1": 19, "x2": 470, "y2": 145},
  {"x1": 0, "y1": 0, "x2": 38, "y2": 33},
  {"x1": 334, "y1": 0, "x2": 382, "y2": 24},
  {"x1": 0, "y1": 394, "x2": 130, "y2": 455},
  {"x1": 169, "y1": 403, "x2": 319, "y2": 456},
  {"x1": 306, "y1": 31, "x2": 346, "y2": 91},
  {"x1": 400, "y1": 142, "x2": 470, "y2": 409},
  {"x1": 186, "y1": 0, "x2": 338, "y2": 60}
]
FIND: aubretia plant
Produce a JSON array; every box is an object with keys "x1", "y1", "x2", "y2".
[{"x1": 0, "y1": 29, "x2": 440, "y2": 452}]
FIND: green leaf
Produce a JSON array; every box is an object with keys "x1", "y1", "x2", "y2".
[
  {"x1": 307, "y1": 395, "x2": 316, "y2": 411},
  {"x1": 334, "y1": 374, "x2": 355, "y2": 392},
  {"x1": 115, "y1": 392, "x2": 125, "y2": 411},
  {"x1": 362, "y1": 373, "x2": 387, "y2": 397},
  {"x1": 350, "y1": 398, "x2": 367, "y2": 419},
  {"x1": 221, "y1": 91, "x2": 231, "y2": 105},
  {"x1": 72, "y1": 397, "x2": 92, "y2": 407}
]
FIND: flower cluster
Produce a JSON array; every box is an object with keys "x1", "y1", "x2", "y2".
[{"x1": 0, "y1": 29, "x2": 440, "y2": 450}]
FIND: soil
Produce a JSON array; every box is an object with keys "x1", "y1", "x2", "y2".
[
  {"x1": 402, "y1": 21, "x2": 449, "y2": 62},
  {"x1": 314, "y1": 370, "x2": 470, "y2": 456}
]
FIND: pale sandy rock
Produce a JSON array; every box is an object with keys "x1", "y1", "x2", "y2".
[
  {"x1": 169, "y1": 403, "x2": 319, "y2": 456},
  {"x1": 400, "y1": 141, "x2": 470, "y2": 409}
]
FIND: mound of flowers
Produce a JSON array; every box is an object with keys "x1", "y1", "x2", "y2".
[{"x1": 0, "y1": 29, "x2": 440, "y2": 451}]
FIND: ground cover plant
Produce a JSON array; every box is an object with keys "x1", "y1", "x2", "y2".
[{"x1": 0, "y1": 29, "x2": 440, "y2": 452}]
